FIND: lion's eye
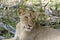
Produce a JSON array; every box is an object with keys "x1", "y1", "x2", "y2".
[
  {"x1": 38, "y1": 15, "x2": 40, "y2": 16},
  {"x1": 19, "y1": 12, "x2": 21, "y2": 15},
  {"x1": 25, "y1": 16, "x2": 28, "y2": 18},
  {"x1": 24, "y1": 26, "x2": 25, "y2": 28}
]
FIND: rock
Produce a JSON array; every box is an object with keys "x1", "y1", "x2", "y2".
[{"x1": 0, "y1": 36, "x2": 5, "y2": 39}]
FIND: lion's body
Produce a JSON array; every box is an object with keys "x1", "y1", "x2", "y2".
[{"x1": 15, "y1": 22, "x2": 60, "y2": 40}]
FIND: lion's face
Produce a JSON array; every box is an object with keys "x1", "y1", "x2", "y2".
[{"x1": 18, "y1": 8, "x2": 35, "y2": 31}]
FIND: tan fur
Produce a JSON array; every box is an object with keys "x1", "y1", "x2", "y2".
[{"x1": 2, "y1": 8, "x2": 60, "y2": 40}]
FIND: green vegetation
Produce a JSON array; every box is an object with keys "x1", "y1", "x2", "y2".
[{"x1": 0, "y1": 7, "x2": 19, "y2": 38}]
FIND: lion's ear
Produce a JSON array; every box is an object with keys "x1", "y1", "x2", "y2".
[
  {"x1": 29, "y1": 11, "x2": 36, "y2": 19},
  {"x1": 18, "y1": 8, "x2": 25, "y2": 16}
]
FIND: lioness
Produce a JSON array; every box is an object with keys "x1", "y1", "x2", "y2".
[
  {"x1": 2, "y1": 8, "x2": 60, "y2": 40},
  {"x1": 14, "y1": 8, "x2": 60, "y2": 40}
]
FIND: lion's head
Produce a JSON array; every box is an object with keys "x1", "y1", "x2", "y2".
[{"x1": 18, "y1": 8, "x2": 36, "y2": 31}]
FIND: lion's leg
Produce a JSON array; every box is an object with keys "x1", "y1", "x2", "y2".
[{"x1": 14, "y1": 22, "x2": 21, "y2": 40}]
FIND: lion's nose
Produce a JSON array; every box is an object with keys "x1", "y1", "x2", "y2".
[{"x1": 28, "y1": 24, "x2": 32, "y2": 27}]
